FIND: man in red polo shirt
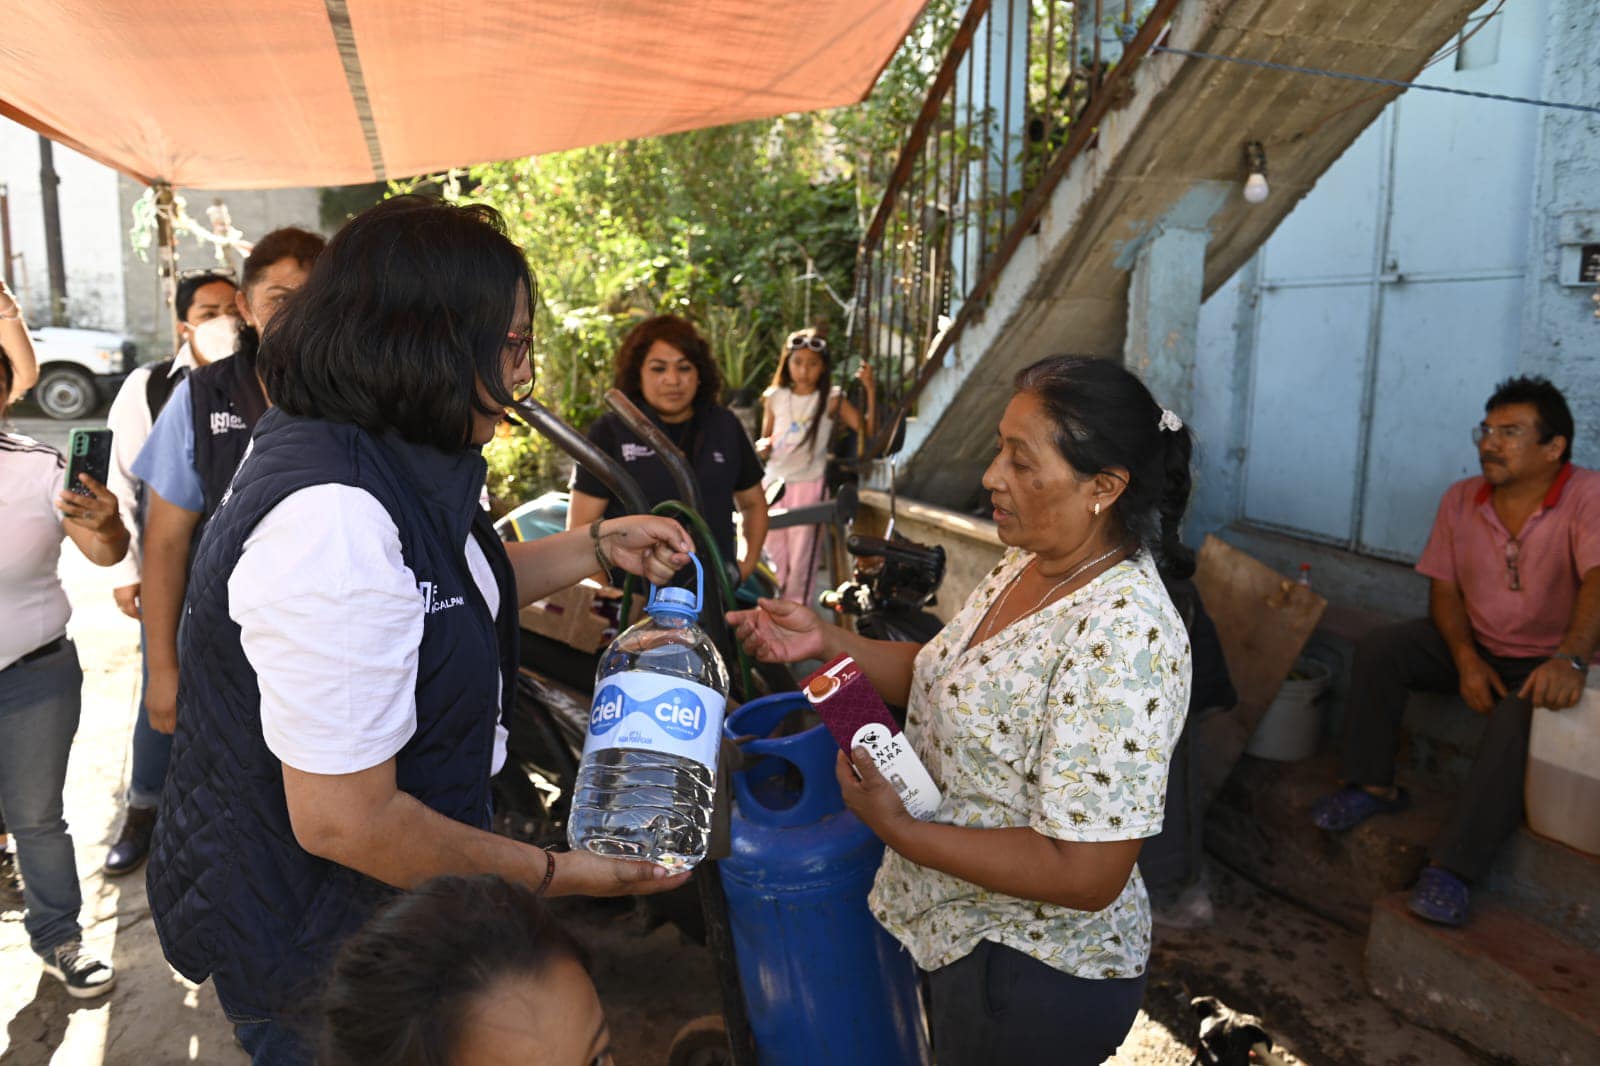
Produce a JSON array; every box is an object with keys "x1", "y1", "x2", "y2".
[{"x1": 1313, "y1": 376, "x2": 1599, "y2": 927}]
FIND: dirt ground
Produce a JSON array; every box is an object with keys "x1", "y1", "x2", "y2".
[{"x1": 2, "y1": 413, "x2": 1481, "y2": 1066}]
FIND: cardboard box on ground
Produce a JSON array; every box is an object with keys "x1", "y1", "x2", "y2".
[{"x1": 518, "y1": 579, "x2": 643, "y2": 653}]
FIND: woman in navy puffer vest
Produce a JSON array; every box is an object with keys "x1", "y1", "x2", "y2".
[{"x1": 146, "y1": 196, "x2": 693, "y2": 1066}]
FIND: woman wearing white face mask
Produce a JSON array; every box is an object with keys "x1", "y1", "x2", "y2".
[{"x1": 131, "y1": 228, "x2": 326, "y2": 760}]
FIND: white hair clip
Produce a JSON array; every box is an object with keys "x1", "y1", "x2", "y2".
[{"x1": 1159, "y1": 408, "x2": 1184, "y2": 433}]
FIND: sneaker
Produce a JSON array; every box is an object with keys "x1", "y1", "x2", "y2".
[
  {"x1": 0, "y1": 851, "x2": 22, "y2": 908},
  {"x1": 104, "y1": 805, "x2": 158, "y2": 876},
  {"x1": 42, "y1": 938, "x2": 116, "y2": 999}
]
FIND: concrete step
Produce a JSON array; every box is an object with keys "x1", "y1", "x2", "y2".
[
  {"x1": 1208, "y1": 752, "x2": 1600, "y2": 947},
  {"x1": 1366, "y1": 892, "x2": 1600, "y2": 1065},
  {"x1": 1205, "y1": 753, "x2": 1446, "y2": 931},
  {"x1": 1487, "y1": 829, "x2": 1600, "y2": 952}
]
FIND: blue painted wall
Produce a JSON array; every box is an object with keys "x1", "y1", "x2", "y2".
[{"x1": 1189, "y1": 0, "x2": 1598, "y2": 569}]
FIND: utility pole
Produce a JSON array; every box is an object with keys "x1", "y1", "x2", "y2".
[
  {"x1": 38, "y1": 135, "x2": 68, "y2": 325},
  {"x1": 0, "y1": 182, "x2": 15, "y2": 289}
]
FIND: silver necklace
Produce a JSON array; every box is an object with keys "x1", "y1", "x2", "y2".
[{"x1": 992, "y1": 544, "x2": 1126, "y2": 630}]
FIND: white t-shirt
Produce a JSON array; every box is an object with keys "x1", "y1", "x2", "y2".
[
  {"x1": 228, "y1": 484, "x2": 509, "y2": 777},
  {"x1": 104, "y1": 342, "x2": 201, "y2": 586},
  {"x1": 764, "y1": 385, "x2": 839, "y2": 484},
  {"x1": 0, "y1": 434, "x2": 70, "y2": 670}
]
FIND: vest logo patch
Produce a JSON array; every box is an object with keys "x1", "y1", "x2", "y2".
[
  {"x1": 621, "y1": 443, "x2": 656, "y2": 462},
  {"x1": 712, "y1": 450, "x2": 725, "y2": 464},
  {"x1": 418, "y1": 580, "x2": 466, "y2": 615},
  {"x1": 209, "y1": 412, "x2": 248, "y2": 435}
]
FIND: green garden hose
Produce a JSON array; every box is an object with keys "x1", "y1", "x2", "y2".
[{"x1": 618, "y1": 500, "x2": 756, "y2": 697}]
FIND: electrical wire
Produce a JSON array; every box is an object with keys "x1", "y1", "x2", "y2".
[{"x1": 1146, "y1": 42, "x2": 1600, "y2": 116}]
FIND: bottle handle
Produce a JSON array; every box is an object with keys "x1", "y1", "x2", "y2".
[{"x1": 645, "y1": 553, "x2": 704, "y2": 614}]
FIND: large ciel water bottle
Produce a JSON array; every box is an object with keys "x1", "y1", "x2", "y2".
[{"x1": 568, "y1": 557, "x2": 729, "y2": 870}]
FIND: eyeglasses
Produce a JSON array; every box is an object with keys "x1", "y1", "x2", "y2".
[
  {"x1": 1505, "y1": 538, "x2": 1521, "y2": 592},
  {"x1": 788, "y1": 335, "x2": 828, "y2": 352},
  {"x1": 505, "y1": 331, "x2": 534, "y2": 403},
  {"x1": 1472, "y1": 423, "x2": 1529, "y2": 445}
]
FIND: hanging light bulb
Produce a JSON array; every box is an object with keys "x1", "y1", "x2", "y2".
[{"x1": 1243, "y1": 141, "x2": 1269, "y2": 204}]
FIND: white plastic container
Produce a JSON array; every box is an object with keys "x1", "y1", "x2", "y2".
[
  {"x1": 1526, "y1": 678, "x2": 1600, "y2": 856},
  {"x1": 1246, "y1": 657, "x2": 1332, "y2": 762}
]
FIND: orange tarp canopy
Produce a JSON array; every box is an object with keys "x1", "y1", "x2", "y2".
[{"x1": 1, "y1": 1, "x2": 926, "y2": 189}]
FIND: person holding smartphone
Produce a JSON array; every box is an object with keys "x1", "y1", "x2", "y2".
[{"x1": 0, "y1": 346, "x2": 130, "y2": 997}]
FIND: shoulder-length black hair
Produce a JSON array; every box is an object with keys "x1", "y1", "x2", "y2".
[
  {"x1": 260, "y1": 196, "x2": 534, "y2": 451},
  {"x1": 1014, "y1": 355, "x2": 1196, "y2": 579},
  {"x1": 321, "y1": 875, "x2": 589, "y2": 1066},
  {"x1": 612, "y1": 314, "x2": 723, "y2": 413}
]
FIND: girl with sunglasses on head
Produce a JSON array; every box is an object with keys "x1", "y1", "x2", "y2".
[{"x1": 756, "y1": 328, "x2": 874, "y2": 605}]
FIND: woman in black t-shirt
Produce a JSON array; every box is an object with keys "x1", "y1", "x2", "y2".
[{"x1": 567, "y1": 315, "x2": 767, "y2": 581}]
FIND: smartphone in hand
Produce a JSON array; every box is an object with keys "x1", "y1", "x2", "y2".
[{"x1": 64, "y1": 428, "x2": 113, "y2": 496}]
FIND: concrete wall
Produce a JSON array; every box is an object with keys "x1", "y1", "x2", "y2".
[
  {"x1": 117, "y1": 176, "x2": 323, "y2": 358},
  {"x1": 2, "y1": 117, "x2": 326, "y2": 360},
  {"x1": 1519, "y1": 0, "x2": 1600, "y2": 466},
  {"x1": 856, "y1": 490, "x2": 1006, "y2": 622},
  {"x1": 1, "y1": 117, "x2": 126, "y2": 329}
]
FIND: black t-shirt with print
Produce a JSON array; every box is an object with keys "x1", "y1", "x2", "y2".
[{"x1": 570, "y1": 404, "x2": 763, "y2": 564}]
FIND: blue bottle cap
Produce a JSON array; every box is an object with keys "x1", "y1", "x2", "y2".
[
  {"x1": 645, "y1": 554, "x2": 704, "y2": 621},
  {"x1": 648, "y1": 586, "x2": 698, "y2": 619}
]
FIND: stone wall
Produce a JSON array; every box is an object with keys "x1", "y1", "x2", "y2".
[{"x1": 1518, "y1": 0, "x2": 1600, "y2": 467}]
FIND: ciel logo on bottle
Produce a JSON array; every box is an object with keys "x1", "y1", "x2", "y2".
[{"x1": 589, "y1": 684, "x2": 707, "y2": 741}]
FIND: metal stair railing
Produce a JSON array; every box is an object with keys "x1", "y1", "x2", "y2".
[{"x1": 854, "y1": 0, "x2": 1182, "y2": 459}]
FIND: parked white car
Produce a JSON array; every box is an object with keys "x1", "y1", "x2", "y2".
[{"x1": 24, "y1": 326, "x2": 138, "y2": 419}]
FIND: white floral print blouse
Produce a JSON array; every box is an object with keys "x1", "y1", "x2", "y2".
[{"x1": 868, "y1": 547, "x2": 1192, "y2": 979}]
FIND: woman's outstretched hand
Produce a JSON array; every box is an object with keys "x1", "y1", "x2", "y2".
[
  {"x1": 599, "y1": 516, "x2": 693, "y2": 586},
  {"x1": 726, "y1": 597, "x2": 825, "y2": 664}
]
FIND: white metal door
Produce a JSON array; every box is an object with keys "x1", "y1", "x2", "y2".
[{"x1": 1241, "y1": 0, "x2": 1546, "y2": 560}]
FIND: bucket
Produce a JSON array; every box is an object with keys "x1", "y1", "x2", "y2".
[
  {"x1": 1526, "y1": 679, "x2": 1600, "y2": 856},
  {"x1": 1245, "y1": 656, "x2": 1332, "y2": 761}
]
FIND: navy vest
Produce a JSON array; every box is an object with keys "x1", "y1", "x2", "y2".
[
  {"x1": 187, "y1": 345, "x2": 268, "y2": 521},
  {"x1": 145, "y1": 409, "x2": 518, "y2": 1020}
]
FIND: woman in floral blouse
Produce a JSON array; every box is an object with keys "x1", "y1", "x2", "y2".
[{"x1": 730, "y1": 356, "x2": 1194, "y2": 1064}]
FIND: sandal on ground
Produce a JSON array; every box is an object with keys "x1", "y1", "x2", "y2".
[
  {"x1": 1310, "y1": 785, "x2": 1409, "y2": 832},
  {"x1": 1408, "y1": 865, "x2": 1469, "y2": 927}
]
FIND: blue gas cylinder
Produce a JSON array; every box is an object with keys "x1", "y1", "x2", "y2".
[{"x1": 721, "y1": 692, "x2": 929, "y2": 1066}]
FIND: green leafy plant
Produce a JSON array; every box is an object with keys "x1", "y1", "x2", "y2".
[{"x1": 424, "y1": 1, "x2": 963, "y2": 509}]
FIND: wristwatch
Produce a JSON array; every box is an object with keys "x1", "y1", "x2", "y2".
[{"x1": 1559, "y1": 654, "x2": 1589, "y2": 673}]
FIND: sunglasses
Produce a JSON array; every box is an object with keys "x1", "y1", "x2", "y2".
[
  {"x1": 177, "y1": 268, "x2": 238, "y2": 283},
  {"x1": 788, "y1": 335, "x2": 828, "y2": 352}
]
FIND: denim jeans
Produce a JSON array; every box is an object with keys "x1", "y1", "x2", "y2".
[
  {"x1": 127, "y1": 625, "x2": 173, "y2": 809},
  {"x1": 0, "y1": 639, "x2": 85, "y2": 956}
]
